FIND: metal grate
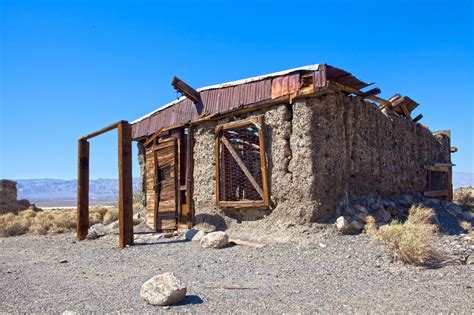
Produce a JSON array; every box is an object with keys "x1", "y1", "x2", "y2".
[{"x1": 218, "y1": 125, "x2": 263, "y2": 202}]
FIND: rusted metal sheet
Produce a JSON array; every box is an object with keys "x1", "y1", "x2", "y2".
[
  {"x1": 271, "y1": 73, "x2": 300, "y2": 99},
  {"x1": 326, "y1": 65, "x2": 368, "y2": 90},
  {"x1": 132, "y1": 64, "x2": 368, "y2": 139}
]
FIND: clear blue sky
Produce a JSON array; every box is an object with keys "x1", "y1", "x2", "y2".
[{"x1": 1, "y1": 0, "x2": 473, "y2": 180}]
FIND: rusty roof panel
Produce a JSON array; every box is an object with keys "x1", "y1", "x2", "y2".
[{"x1": 132, "y1": 64, "x2": 369, "y2": 139}]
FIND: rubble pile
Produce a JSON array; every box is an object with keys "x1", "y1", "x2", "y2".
[{"x1": 336, "y1": 192, "x2": 473, "y2": 234}]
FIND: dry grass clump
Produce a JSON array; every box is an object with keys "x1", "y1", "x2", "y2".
[
  {"x1": 103, "y1": 207, "x2": 118, "y2": 225},
  {"x1": 0, "y1": 206, "x2": 119, "y2": 237},
  {"x1": 365, "y1": 205, "x2": 443, "y2": 266},
  {"x1": 454, "y1": 186, "x2": 474, "y2": 208}
]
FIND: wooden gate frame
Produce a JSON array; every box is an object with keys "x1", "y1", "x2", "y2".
[
  {"x1": 214, "y1": 115, "x2": 270, "y2": 208},
  {"x1": 76, "y1": 120, "x2": 134, "y2": 248}
]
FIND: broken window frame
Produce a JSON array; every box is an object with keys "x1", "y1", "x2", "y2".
[{"x1": 215, "y1": 115, "x2": 270, "y2": 208}]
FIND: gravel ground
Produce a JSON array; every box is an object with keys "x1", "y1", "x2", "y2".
[{"x1": 1, "y1": 232, "x2": 473, "y2": 313}]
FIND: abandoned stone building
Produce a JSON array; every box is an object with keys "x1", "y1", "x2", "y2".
[{"x1": 126, "y1": 64, "x2": 453, "y2": 233}]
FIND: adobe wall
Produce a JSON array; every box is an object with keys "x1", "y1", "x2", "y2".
[
  {"x1": 191, "y1": 92, "x2": 449, "y2": 229},
  {"x1": 306, "y1": 93, "x2": 448, "y2": 221}
]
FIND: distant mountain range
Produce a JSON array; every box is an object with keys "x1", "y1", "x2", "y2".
[
  {"x1": 9, "y1": 172, "x2": 473, "y2": 207},
  {"x1": 15, "y1": 178, "x2": 140, "y2": 207}
]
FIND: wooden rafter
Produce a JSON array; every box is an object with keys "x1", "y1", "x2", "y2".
[
  {"x1": 172, "y1": 76, "x2": 201, "y2": 104},
  {"x1": 329, "y1": 81, "x2": 391, "y2": 107}
]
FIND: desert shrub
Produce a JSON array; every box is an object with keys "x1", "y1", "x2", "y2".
[
  {"x1": 50, "y1": 211, "x2": 76, "y2": 234},
  {"x1": 29, "y1": 212, "x2": 55, "y2": 235},
  {"x1": 0, "y1": 206, "x2": 120, "y2": 237},
  {"x1": 103, "y1": 207, "x2": 118, "y2": 225},
  {"x1": 454, "y1": 187, "x2": 474, "y2": 208},
  {"x1": 90, "y1": 206, "x2": 109, "y2": 217},
  {"x1": 89, "y1": 212, "x2": 103, "y2": 225},
  {"x1": 0, "y1": 212, "x2": 31, "y2": 237},
  {"x1": 365, "y1": 205, "x2": 443, "y2": 266}
]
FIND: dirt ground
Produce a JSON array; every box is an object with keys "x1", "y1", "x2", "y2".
[{"x1": 1, "y1": 231, "x2": 473, "y2": 313}]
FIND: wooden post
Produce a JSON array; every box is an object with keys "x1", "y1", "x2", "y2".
[
  {"x1": 76, "y1": 139, "x2": 89, "y2": 240},
  {"x1": 118, "y1": 121, "x2": 134, "y2": 248},
  {"x1": 185, "y1": 126, "x2": 194, "y2": 226}
]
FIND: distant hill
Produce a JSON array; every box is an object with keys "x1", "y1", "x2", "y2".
[{"x1": 15, "y1": 178, "x2": 140, "y2": 207}]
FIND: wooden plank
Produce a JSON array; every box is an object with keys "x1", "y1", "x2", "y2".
[
  {"x1": 76, "y1": 139, "x2": 89, "y2": 241},
  {"x1": 424, "y1": 165, "x2": 450, "y2": 172},
  {"x1": 400, "y1": 104, "x2": 411, "y2": 118},
  {"x1": 80, "y1": 121, "x2": 120, "y2": 140},
  {"x1": 185, "y1": 126, "x2": 194, "y2": 227},
  {"x1": 424, "y1": 190, "x2": 449, "y2": 197},
  {"x1": 218, "y1": 200, "x2": 265, "y2": 208},
  {"x1": 329, "y1": 81, "x2": 390, "y2": 107},
  {"x1": 143, "y1": 128, "x2": 163, "y2": 147},
  {"x1": 172, "y1": 76, "x2": 201, "y2": 104},
  {"x1": 221, "y1": 117, "x2": 258, "y2": 131},
  {"x1": 359, "y1": 88, "x2": 381, "y2": 98},
  {"x1": 118, "y1": 121, "x2": 134, "y2": 248},
  {"x1": 215, "y1": 128, "x2": 221, "y2": 206},
  {"x1": 229, "y1": 238, "x2": 267, "y2": 249},
  {"x1": 413, "y1": 114, "x2": 423, "y2": 123},
  {"x1": 257, "y1": 116, "x2": 270, "y2": 207},
  {"x1": 220, "y1": 136, "x2": 264, "y2": 199},
  {"x1": 176, "y1": 136, "x2": 182, "y2": 224}
]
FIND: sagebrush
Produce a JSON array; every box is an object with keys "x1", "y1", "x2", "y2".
[
  {"x1": 0, "y1": 206, "x2": 118, "y2": 237},
  {"x1": 365, "y1": 205, "x2": 444, "y2": 266}
]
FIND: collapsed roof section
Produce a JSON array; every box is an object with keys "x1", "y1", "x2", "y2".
[{"x1": 131, "y1": 64, "x2": 418, "y2": 140}]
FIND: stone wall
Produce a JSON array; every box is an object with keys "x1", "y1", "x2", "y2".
[
  {"x1": 0, "y1": 180, "x2": 31, "y2": 214},
  {"x1": 190, "y1": 92, "x2": 450, "y2": 228}
]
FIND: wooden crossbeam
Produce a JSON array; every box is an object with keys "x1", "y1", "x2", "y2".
[
  {"x1": 172, "y1": 76, "x2": 201, "y2": 104},
  {"x1": 424, "y1": 190, "x2": 449, "y2": 197},
  {"x1": 220, "y1": 136, "x2": 264, "y2": 198},
  {"x1": 329, "y1": 81, "x2": 390, "y2": 107},
  {"x1": 144, "y1": 128, "x2": 164, "y2": 147},
  {"x1": 360, "y1": 88, "x2": 381, "y2": 98},
  {"x1": 413, "y1": 114, "x2": 423, "y2": 122}
]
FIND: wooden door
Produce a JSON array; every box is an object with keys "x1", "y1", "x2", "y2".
[{"x1": 153, "y1": 139, "x2": 178, "y2": 232}]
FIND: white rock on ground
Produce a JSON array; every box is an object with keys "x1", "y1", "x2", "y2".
[
  {"x1": 200, "y1": 231, "x2": 229, "y2": 248},
  {"x1": 336, "y1": 216, "x2": 351, "y2": 233},
  {"x1": 192, "y1": 230, "x2": 206, "y2": 242},
  {"x1": 140, "y1": 272, "x2": 187, "y2": 306}
]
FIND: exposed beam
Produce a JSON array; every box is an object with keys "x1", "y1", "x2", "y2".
[
  {"x1": 359, "y1": 87, "x2": 381, "y2": 98},
  {"x1": 424, "y1": 190, "x2": 449, "y2": 198},
  {"x1": 79, "y1": 121, "x2": 122, "y2": 140},
  {"x1": 329, "y1": 81, "x2": 391, "y2": 107},
  {"x1": 172, "y1": 76, "x2": 201, "y2": 104},
  {"x1": 412, "y1": 114, "x2": 423, "y2": 123}
]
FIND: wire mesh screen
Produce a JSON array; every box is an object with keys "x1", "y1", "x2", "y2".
[{"x1": 218, "y1": 124, "x2": 263, "y2": 202}]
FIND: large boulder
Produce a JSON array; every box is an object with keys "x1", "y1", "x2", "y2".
[
  {"x1": 200, "y1": 231, "x2": 229, "y2": 248},
  {"x1": 140, "y1": 272, "x2": 187, "y2": 306}
]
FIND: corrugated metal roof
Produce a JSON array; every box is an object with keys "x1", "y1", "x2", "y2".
[{"x1": 131, "y1": 63, "x2": 368, "y2": 139}]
